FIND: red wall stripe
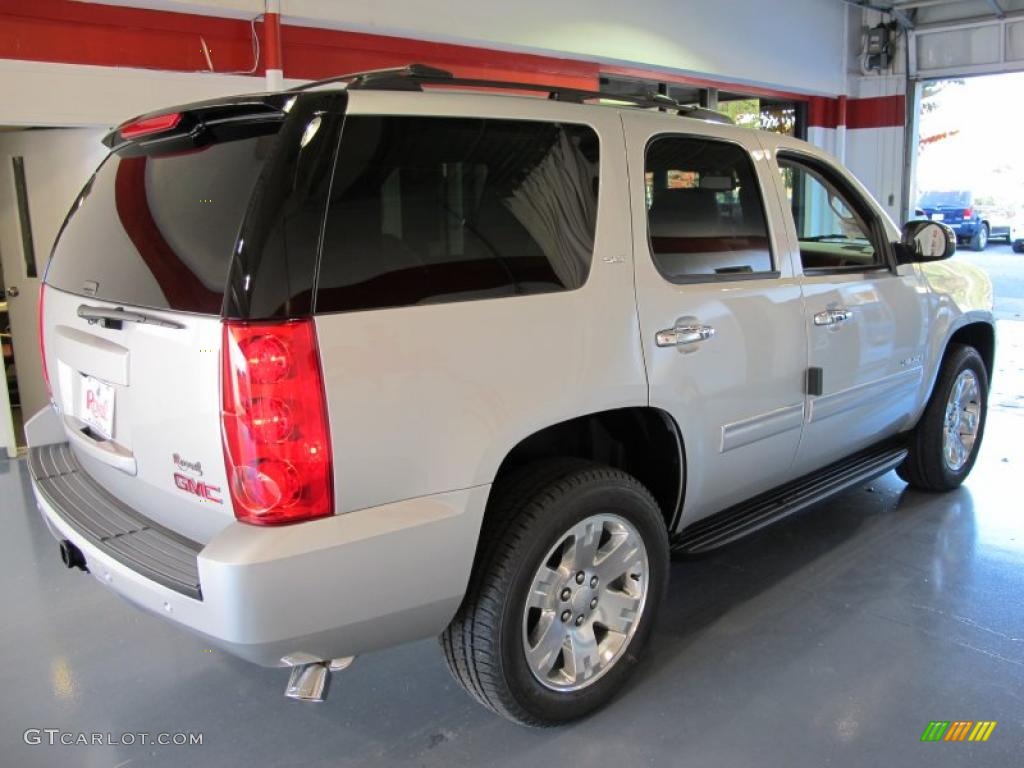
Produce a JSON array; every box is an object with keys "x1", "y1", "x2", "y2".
[
  {"x1": 0, "y1": 0, "x2": 598, "y2": 87},
  {"x1": 0, "y1": 0, "x2": 258, "y2": 73},
  {"x1": 808, "y1": 96, "x2": 840, "y2": 129},
  {"x1": 0, "y1": 0, "x2": 819, "y2": 101},
  {"x1": 847, "y1": 94, "x2": 906, "y2": 129},
  {"x1": 0, "y1": 1, "x2": 910, "y2": 132},
  {"x1": 809, "y1": 94, "x2": 905, "y2": 130},
  {"x1": 279, "y1": 24, "x2": 598, "y2": 90}
]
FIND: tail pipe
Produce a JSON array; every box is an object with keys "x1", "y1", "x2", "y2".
[
  {"x1": 59, "y1": 539, "x2": 89, "y2": 572},
  {"x1": 283, "y1": 656, "x2": 355, "y2": 702}
]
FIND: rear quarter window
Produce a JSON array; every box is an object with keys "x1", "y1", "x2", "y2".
[{"x1": 315, "y1": 115, "x2": 600, "y2": 313}]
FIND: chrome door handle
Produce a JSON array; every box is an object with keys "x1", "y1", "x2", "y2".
[
  {"x1": 813, "y1": 308, "x2": 852, "y2": 326},
  {"x1": 5, "y1": 286, "x2": 18, "y2": 298},
  {"x1": 656, "y1": 319, "x2": 716, "y2": 348}
]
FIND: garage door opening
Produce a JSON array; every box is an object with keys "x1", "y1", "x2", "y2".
[
  {"x1": 911, "y1": 72, "x2": 1024, "y2": 317},
  {"x1": 910, "y1": 71, "x2": 1024, "y2": 426}
]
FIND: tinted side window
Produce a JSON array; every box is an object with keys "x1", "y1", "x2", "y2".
[
  {"x1": 777, "y1": 155, "x2": 882, "y2": 271},
  {"x1": 645, "y1": 136, "x2": 773, "y2": 281},
  {"x1": 316, "y1": 116, "x2": 599, "y2": 313}
]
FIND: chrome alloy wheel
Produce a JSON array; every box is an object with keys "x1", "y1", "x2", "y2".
[
  {"x1": 943, "y1": 369, "x2": 982, "y2": 471},
  {"x1": 522, "y1": 513, "x2": 649, "y2": 692}
]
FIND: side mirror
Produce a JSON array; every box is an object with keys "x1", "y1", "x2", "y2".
[{"x1": 897, "y1": 220, "x2": 956, "y2": 264}]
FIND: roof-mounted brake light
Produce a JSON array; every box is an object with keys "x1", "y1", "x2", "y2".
[{"x1": 120, "y1": 112, "x2": 182, "y2": 140}]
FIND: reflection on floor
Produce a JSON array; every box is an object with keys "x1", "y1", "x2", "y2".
[{"x1": 1, "y1": 327, "x2": 1022, "y2": 768}]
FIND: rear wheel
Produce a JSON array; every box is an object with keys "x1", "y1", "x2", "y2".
[
  {"x1": 969, "y1": 223, "x2": 989, "y2": 251},
  {"x1": 441, "y1": 460, "x2": 669, "y2": 726},
  {"x1": 897, "y1": 344, "x2": 988, "y2": 491},
  {"x1": 1013, "y1": 240, "x2": 1024, "y2": 254}
]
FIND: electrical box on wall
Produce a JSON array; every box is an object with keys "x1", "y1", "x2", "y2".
[{"x1": 865, "y1": 23, "x2": 893, "y2": 71}]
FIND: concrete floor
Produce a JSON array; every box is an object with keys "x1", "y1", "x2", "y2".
[{"x1": 2, "y1": 326, "x2": 1022, "y2": 767}]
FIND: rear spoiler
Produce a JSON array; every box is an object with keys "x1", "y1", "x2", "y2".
[{"x1": 103, "y1": 94, "x2": 294, "y2": 150}]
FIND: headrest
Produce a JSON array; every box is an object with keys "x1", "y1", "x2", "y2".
[{"x1": 649, "y1": 188, "x2": 723, "y2": 238}]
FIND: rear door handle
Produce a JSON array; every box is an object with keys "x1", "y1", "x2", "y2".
[
  {"x1": 813, "y1": 308, "x2": 853, "y2": 327},
  {"x1": 656, "y1": 318, "x2": 716, "y2": 348}
]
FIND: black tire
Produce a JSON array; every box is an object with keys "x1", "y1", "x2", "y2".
[
  {"x1": 1013, "y1": 241, "x2": 1024, "y2": 254},
  {"x1": 440, "y1": 459, "x2": 669, "y2": 726},
  {"x1": 897, "y1": 344, "x2": 988, "y2": 491},
  {"x1": 969, "y1": 223, "x2": 989, "y2": 251}
]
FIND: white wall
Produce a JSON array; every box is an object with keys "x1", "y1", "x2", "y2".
[
  {"x1": 0, "y1": 59, "x2": 301, "y2": 128},
  {"x1": 0, "y1": 128, "x2": 108, "y2": 455},
  {"x1": 85, "y1": 0, "x2": 850, "y2": 96},
  {"x1": 846, "y1": 75, "x2": 907, "y2": 224},
  {"x1": 843, "y1": 8, "x2": 909, "y2": 224}
]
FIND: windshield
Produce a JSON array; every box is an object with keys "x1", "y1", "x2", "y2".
[{"x1": 919, "y1": 190, "x2": 971, "y2": 208}]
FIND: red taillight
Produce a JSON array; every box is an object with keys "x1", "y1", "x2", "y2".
[
  {"x1": 120, "y1": 112, "x2": 182, "y2": 140},
  {"x1": 221, "y1": 319, "x2": 333, "y2": 525},
  {"x1": 38, "y1": 283, "x2": 51, "y2": 400},
  {"x1": 963, "y1": 208, "x2": 974, "y2": 218}
]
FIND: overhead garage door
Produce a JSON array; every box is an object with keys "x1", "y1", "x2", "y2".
[{"x1": 907, "y1": 0, "x2": 1024, "y2": 78}]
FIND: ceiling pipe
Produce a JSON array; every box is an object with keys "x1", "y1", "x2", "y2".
[
  {"x1": 984, "y1": 0, "x2": 1007, "y2": 19},
  {"x1": 841, "y1": 0, "x2": 915, "y2": 29},
  {"x1": 892, "y1": 0, "x2": 1005, "y2": 19},
  {"x1": 891, "y1": 0, "x2": 965, "y2": 9},
  {"x1": 264, "y1": 0, "x2": 283, "y2": 91}
]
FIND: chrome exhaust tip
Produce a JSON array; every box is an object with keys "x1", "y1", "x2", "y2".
[
  {"x1": 283, "y1": 656, "x2": 354, "y2": 702},
  {"x1": 285, "y1": 663, "x2": 330, "y2": 702}
]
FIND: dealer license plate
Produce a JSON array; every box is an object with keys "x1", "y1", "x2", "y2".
[{"x1": 79, "y1": 375, "x2": 115, "y2": 439}]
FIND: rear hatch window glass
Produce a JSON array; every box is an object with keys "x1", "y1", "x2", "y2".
[
  {"x1": 316, "y1": 116, "x2": 600, "y2": 313},
  {"x1": 46, "y1": 130, "x2": 279, "y2": 314},
  {"x1": 919, "y1": 190, "x2": 971, "y2": 208}
]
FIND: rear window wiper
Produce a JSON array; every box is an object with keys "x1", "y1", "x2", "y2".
[{"x1": 77, "y1": 304, "x2": 185, "y2": 330}]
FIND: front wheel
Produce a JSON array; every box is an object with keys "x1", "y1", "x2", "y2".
[
  {"x1": 441, "y1": 461, "x2": 669, "y2": 726},
  {"x1": 897, "y1": 344, "x2": 988, "y2": 491}
]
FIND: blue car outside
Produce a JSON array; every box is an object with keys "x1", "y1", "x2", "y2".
[{"x1": 918, "y1": 190, "x2": 988, "y2": 251}]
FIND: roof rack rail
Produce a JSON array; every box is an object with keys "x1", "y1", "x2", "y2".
[
  {"x1": 677, "y1": 106, "x2": 734, "y2": 125},
  {"x1": 288, "y1": 63, "x2": 735, "y2": 125},
  {"x1": 287, "y1": 64, "x2": 454, "y2": 93}
]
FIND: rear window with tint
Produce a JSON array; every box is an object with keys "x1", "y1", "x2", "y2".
[
  {"x1": 46, "y1": 132, "x2": 278, "y2": 314},
  {"x1": 315, "y1": 116, "x2": 600, "y2": 314},
  {"x1": 918, "y1": 190, "x2": 971, "y2": 208}
]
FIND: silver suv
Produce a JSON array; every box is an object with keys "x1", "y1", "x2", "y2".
[{"x1": 28, "y1": 66, "x2": 994, "y2": 726}]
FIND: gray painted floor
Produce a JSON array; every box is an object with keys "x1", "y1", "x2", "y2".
[{"x1": 2, "y1": 325, "x2": 1022, "y2": 767}]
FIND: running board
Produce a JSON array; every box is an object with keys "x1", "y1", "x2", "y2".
[{"x1": 672, "y1": 444, "x2": 908, "y2": 555}]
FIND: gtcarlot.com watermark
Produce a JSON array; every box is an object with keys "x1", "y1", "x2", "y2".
[{"x1": 24, "y1": 729, "x2": 203, "y2": 746}]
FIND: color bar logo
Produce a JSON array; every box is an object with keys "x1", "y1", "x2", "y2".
[{"x1": 921, "y1": 721, "x2": 997, "y2": 742}]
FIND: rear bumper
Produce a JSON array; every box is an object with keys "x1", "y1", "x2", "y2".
[{"x1": 26, "y1": 407, "x2": 489, "y2": 667}]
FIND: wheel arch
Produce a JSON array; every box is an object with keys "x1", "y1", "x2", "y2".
[
  {"x1": 947, "y1": 320, "x2": 995, "y2": 384},
  {"x1": 485, "y1": 407, "x2": 685, "y2": 534}
]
